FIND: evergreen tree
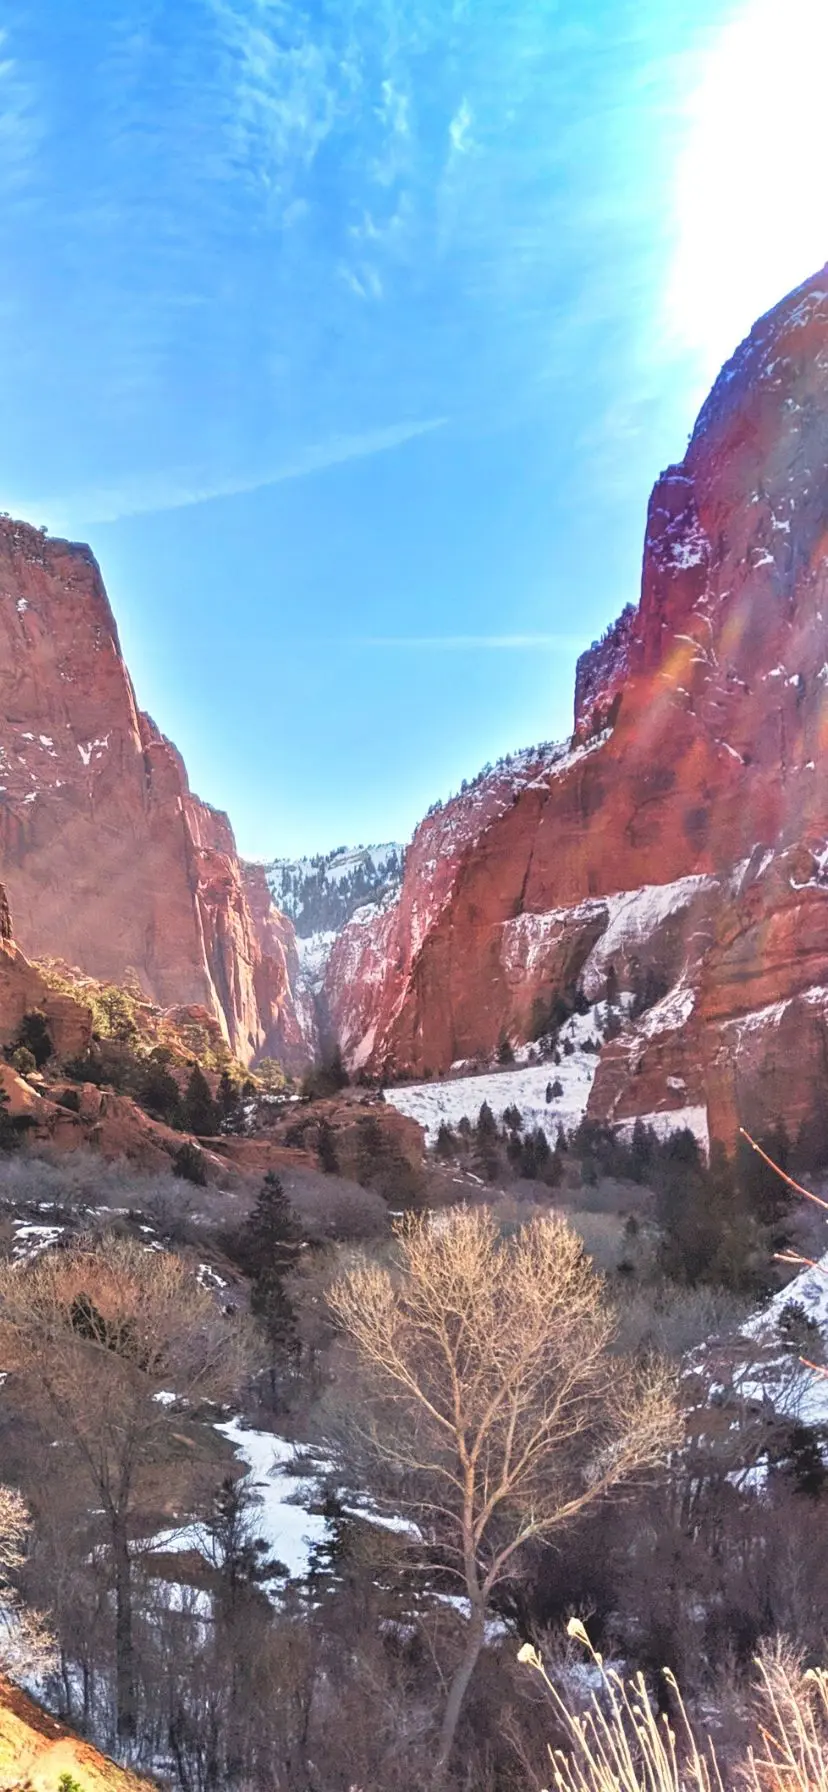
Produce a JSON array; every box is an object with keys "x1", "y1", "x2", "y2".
[
  {"x1": 435, "y1": 1122, "x2": 457, "y2": 1160},
  {"x1": 497, "y1": 1035, "x2": 514, "y2": 1066},
  {"x1": 251, "y1": 1268, "x2": 300, "y2": 1403},
  {"x1": 182, "y1": 1064, "x2": 219, "y2": 1137},
  {"x1": 236, "y1": 1172, "x2": 303, "y2": 1279},
  {"x1": 140, "y1": 1061, "x2": 181, "y2": 1124},
  {"x1": 474, "y1": 1102, "x2": 500, "y2": 1181},
  {"x1": 16, "y1": 1011, "x2": 54, "y2": 1068},
  {"x1": 217, "y1": 1069, "x2": 244, "y2": 1132},
  {"x1": 736, "y1": 1123, "x2": 791, "y2": 1225},
  {"x1": 210, "y1": 1474, "x2": 287, "y2": 1615},
  {"x1": 232, "y1": 1173, "x2": 304, "y2": 1406},
  {"x1": 477, "y1": 1101, "x2": 497, "y2": 1141}
]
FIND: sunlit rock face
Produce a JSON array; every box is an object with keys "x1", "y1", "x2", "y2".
[
  {"x1": 0, "y1": 520, "x2": 309, "y2": 1067},
  {"x1": 327, "y1": 267, "x2": 828, "y2": 1145}
]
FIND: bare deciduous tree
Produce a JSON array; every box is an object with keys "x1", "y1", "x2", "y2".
[
  {"x1": 328, "y1": 1206, "x2": 680, "y2": 1783},
  {"x1": 0, "y1": 1484, "x2": 54, "y2": 1679},
  {"x1": 0, "y1": 1237, "x2": 251, "y2": 1743}
]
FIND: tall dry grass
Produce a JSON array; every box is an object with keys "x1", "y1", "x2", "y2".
[
  {"x1": 747, "y1": 1641, "x2": 828, "y2": 1791},
  {"x1": 520, "y1": 1622, "x2": 828, "y2": 1792}
]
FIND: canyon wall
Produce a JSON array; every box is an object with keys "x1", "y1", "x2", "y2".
[
  {"x1": 0, "y1": 520, "x2": 308, "y2": 1067},
  {"x1": 325, "y1": 267, "x2": 828, "y2": 1146}
]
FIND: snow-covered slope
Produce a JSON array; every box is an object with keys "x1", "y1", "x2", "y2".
[
  {"x1": 262, "y1": 844, "x2": 404, "y2": 938},
  {"x1": 386, "y1": 1006, "x2": 710, "y2": 1151}
]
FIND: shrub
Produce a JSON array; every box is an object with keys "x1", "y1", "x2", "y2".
[
  {"x1": 317, "y1": 1118, "x2": 339, "y2": 1173},
  {"x1": 302, "y1": 1048, "x2": 349, "y2": 1101},
  {"x1": 10, "y1": 1046, "x2": 36, "y2": 1077},
  {"x1": 172, "y1": 1142, "x2": 207, "y2": 1186},
  {"x1": 15, "y1": 1012, "x2": 54, "y2": 1068},
  {"x1": 90, "y1": 984, "x2": 139, "y2": 1046},
  {"x1": 55, "y1": 1087, "x2": 81, "y2": 1113}
]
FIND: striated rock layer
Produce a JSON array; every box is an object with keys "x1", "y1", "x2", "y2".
[
  {"x1": 0, "y1": 520, "x2": 308, "y2": 1067},
  {"x1": 326, "y1": 267, "x2": 828, "y2": 1147}
]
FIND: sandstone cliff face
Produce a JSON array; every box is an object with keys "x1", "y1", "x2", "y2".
[
  {"x1": 0, "y1": 520, "x2": 307, "y2": 1067},
  {"x1": 326, "y1": 267, "x2": 828, "y2": 1146}
]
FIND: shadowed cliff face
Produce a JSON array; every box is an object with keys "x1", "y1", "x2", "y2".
[
  {"x1": 326, "y1": 266, "x2": 828, "y2": 1146},
  {"x1": 0, "y1": 520, "x2": 309, "y2": 1067}
]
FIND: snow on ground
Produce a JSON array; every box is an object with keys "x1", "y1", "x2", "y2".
[
  {"x1": 740, "y1": 1251, "x2": 828, "y2": 1428},
  {"x1": 214, "y1": 1419, "x2": 331, "y2": 1577},
  {"x1": 11, "y1": 1222, "x2": 65, "y2": 1260},
  {"x1": 149, "y1": 1419, "x2": 331, "y2": 1582},
  {"x1": 386, "y1": 1007, "x2": 606, "y2": 1144}
]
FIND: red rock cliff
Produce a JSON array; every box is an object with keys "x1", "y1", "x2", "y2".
[
  {"x1": 326, "y1": 267, "x2": 828, "y2": 1146},
  {"x1": 0, "y1": 519, "x2": 307, "y2": 1067}
]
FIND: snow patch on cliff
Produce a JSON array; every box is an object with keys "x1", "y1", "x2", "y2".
[
  {"x1": 615, "y1": 1106, "x2": 709, "y2": 1153},
  {"x1": 581, "y1": 875, "x2": 716, "y2": 996}
]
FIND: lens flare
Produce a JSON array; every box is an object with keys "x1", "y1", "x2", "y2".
[{"x1": 666, "y1": 0, "x2": 828, "y2": 385}]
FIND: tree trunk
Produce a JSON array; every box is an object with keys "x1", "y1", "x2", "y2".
[
  {"x1": 112, "y1": 1514, "x2": 136, "y2": 1744},
  {"x1": 431, "y1": 1604, "x2": 487, "y2": 1787}
]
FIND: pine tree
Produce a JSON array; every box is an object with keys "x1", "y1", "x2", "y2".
[
  {"x1": 140, "y1": 1061, "x2": 181, "y2": 1124},
  {"x1": 210, "y1": 1474, "x2": 287, "y2": 1614},
  {"x1": 237, "y1": 1172, "x2": 303, "y2": 1278},
  {"x1": 251, "y1": 1267, "x2": 299, "y2": 1401},
  {"x1": 217, "y1": 1069, "x2": 243, "y2": 1132},
  {"x1": 477, "y1": 1101, "x2": 497, "y2": 1141},
  {"x1": 182, "y1": 1064, "x2": 219, "y2": 1137},
  {"x1": 435, "y1": 1122, "x2": 457, "y2": 1160},
  {"x1": 234, "y1": 1173, "x2": 304, "y2": 1406}
]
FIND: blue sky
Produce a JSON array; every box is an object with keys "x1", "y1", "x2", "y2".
[{"x1": 1, "y1": 0, "x2": 826, "y2": 857}]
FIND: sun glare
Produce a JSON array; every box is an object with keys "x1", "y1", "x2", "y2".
[{"x1": 666, "y1": 0, "x2": 828, "y2": 385}]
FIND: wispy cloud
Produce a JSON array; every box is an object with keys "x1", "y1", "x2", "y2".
[
  {"x1": 24, "y1": 417, "x2": 447, "y2": 527},
  {"x1": 448, "y1": 97, "x2": 473, "y2": 155}
]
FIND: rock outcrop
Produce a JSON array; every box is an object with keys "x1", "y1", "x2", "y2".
[
  {"x1": 0, "y1": 520, "x2": 309, "y2": 1067},
  {"x1": 325, "y1": 267, "x2": 828, "y2": 1148},
  {"x1": 0, "y1": 1672, "x2": 154, "y2": 1791}
]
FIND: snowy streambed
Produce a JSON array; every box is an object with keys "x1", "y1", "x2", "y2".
[
  {"x1": 147, "y1": 1419, "x2": 331, "y2": 1580},
  {"x1": 147, "y1": 1417, "x2": 417, "y2": 1584}
]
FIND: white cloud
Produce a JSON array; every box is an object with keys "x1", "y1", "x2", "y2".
[
  {"x1": 21, "y1": 417, "x2": 448, "y2": 527},
  {"x1": 448, "y1": 97, "x2": 473, "y2": 155}
]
